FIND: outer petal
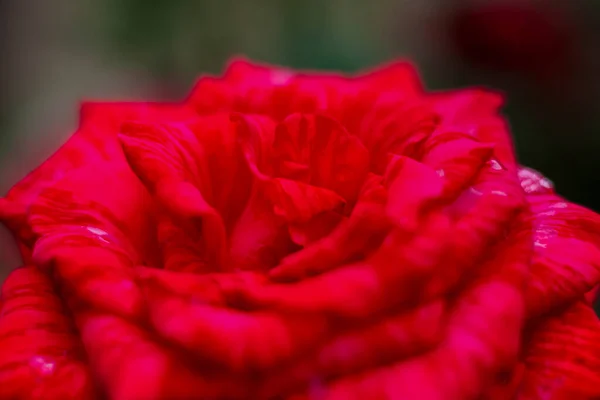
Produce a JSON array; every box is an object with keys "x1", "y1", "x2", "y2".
[
  {"x1": 261, "y1": 300, "x2": 446, "y2": 397},
  {"x1": 356, "y1": 60, "x2": 424, "y2": 96},
  {"x1": 140, "y1": 278, "x2": 330, "y2": 373},
  {"x1": 422, "y1": 164, "x2": 527, "y2": 299},
  {"x1": 188, "y1": 59, "x2": 423, "y2": 124},
  {"x1": 518, "y1": 167, "x2": 600, "y2": 316},
  {"x1": 1, "y1": 102, "x2": 192, "y2": 222},
  {"x1": 77, "y1": 313, "x2": 252, "y2": 400},
  {"x1": 301, "y1": 282, "x2": 523, "y2": 400},
  {"x1": 28, "y1": 160, "x2": 157, "y2": 319},
  {"x1": 223, "y1": 57, "x2": 294, "y2": 86},
  {"x1": 0, "y1": 102, "x2": 193, "y2": 258},
  {"x1": 517, "y1": 302, "x2": 600, "y2": 399},
  {"x1": 288, "y1": 210, "x2": 529, "y2": 400},
  {"x1": 427, "y1": 89, "x2": 516, "y2": 169},
  {"x1": 0, "y1": 267, "x2": 94, "y2": 400},
  {"x1": 221, "y1": 58, "x2": 423, "y2": 99},
  {"x1": 18, "y1": 132, "x2": 243, "y2": 399},
  {"x1": 188, "y1": 67, "x2": 335, "y2": 120}
]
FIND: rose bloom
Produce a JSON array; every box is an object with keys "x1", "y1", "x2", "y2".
[{"x1": 0, "y1": 58, "x2": 599, "y2": 400}]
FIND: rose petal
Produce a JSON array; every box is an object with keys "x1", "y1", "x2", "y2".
[
  {"x1": 141, "y1": 278, "x2": 329, "y2": 372},
  {"x1": 229, "y1": 185, "x2": 297, "y2": 271},
  {"x1": 419, "y1": 132, "x2": 494, "y2": 197},
  {"x1": 428, "y1": 89, "x2": 516, "y2": 169},
  {"x1": 135, "y1": 265, "x2": 266, "y2": 307},
  {"x1": 119, "y1": 116, "x2": 255, "y2": 270},
  {"x1": 357, "y1": 60, "x2": 424, "y2": 96},
  {"x1": 262, "y1": 300, "x2": 446, "y2": 397},
  {"x1": 383, "y1": 156, "x2": 445, "y2": 231},
  {"x1": 232, "y1": 213, "x2": 452, "y2": 320},
  {"x1": 292, "y1": 217, "x2": 528, "y2": 400},
  {"x1": 273, "y1": 113, "x2": 369, "y2": 203},
  {"x1": 270, "y1": 174, "x2": 390, "y2": 281},
  {"x1": 521, "y1": 168, "x2": 600, "y2": 316},
  {"x1": 0, "y1": 267, "x2": 94, "y2": 400},
  {"x1": 267, "y1": 178, "x2": 346, "y2": 224},
  {"x1": 517, "y1": 302, "x2": 600, "y2": 399},
  {"x1": 26, "y1": 161, "x2": 156, "y2": 319},
  {"x1": 358, "y1": 101, "x2": 439, "y2": 174},
  {"x1": 0, "y1": 103, "x2": 193, "y2": 242},
  {"x1": 77, "y1": 313, "x2": 250, "y2": 400}
]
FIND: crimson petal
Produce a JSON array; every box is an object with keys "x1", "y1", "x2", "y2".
[
  {"x1": 0, "y1": 267, "x2": 94, "y2": 400},
  {"x1": 517, "y1": 302, "x2": 600, "y2": 399}
]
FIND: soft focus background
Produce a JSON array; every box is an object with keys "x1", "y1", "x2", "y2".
[{"x1": 1, "y1": 0, "x2": 600, "y2": 276}]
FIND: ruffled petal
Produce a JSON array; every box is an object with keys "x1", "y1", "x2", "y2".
[
  {"x1": 356, "y1": 101, "x2": 440, "y2": 174},
  {"x1": 519, "y1": 167, "x2": 600, "y2": 316},
  {"x1": 228, "y1": 185, "x2": 297, "y2": 271},
  {"x1": 298, "y1": 283, "x2": 523, "y2": 400},
  {"x1": 27, "y1": 160, "x2": 156, "y2": 319},
  {"x1": 141, "y1": 277, "x2": 330, "y2": 373},
  {"x1": 270, "y1": 174, "x2": 389, "y2": 281},
  {"x1": 119, "y1": 116, "x2": 256, "y2": 271},
  {"x1": 517, "y1": 302, "x2": 600, "y2": 399},
  {"x1": 427, "y1": 89, "x2": 516, "y2": 169},
  {"x1": 261, "y1": 301, "x2": 445, "y2": 397},
  {"x1": 383, "y1": 156, "x2": 445, "y2": 231},
  {"x1": 230, "y1": 113, "x2": 277, "y2": 179},
  {"x1": 223, "y1": 57, "x2": 294, "y2": 86},
  {"x1": 189, "y1": 60, "x2": 422, "y2": 125},
  {"x1": 76, "y1": 313, "x2": 251, "y2": 400},
  {"x1": 357, "y1": 60, "x2": 424, "y2": 96},
  {"x1": 419, "y1": 131, "x2": 494, "y2": 197},
  {"x1": 0, "y1": 102, "x2": 193, "y2": 241},
  {"x1": 289, "y1": 209, "x2": 529, "y2": 400},
  {"x1": 119, "y1": 116, "x2": 253, "y2": 227},
  {"x1": 156, "y1": 216, "x2": 208, "y2": 273},
  {"x1": 0, "y1": 267, "x2": 94, "y2": 400},
  {"x1": 423, "y1": 165, "x2": 528, "y2": 299},
  {"x1": 267, "y1": 179, "x2": 345, "y2": 224},
  {"x1": 134, "y1": 265, "x2": 267, "y2": 309},
  {"x1": 273, "y1": 113, "x2": 369, "y2": 203}
]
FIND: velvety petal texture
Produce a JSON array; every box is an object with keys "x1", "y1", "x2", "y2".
[
  {"x1": 1, "y1": 58, "x2": 599, "y2": 399},
  {"x1": 0, "y1": 266, "x2": 94, "y2": 400}
]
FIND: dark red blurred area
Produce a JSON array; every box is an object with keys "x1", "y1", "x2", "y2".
[{"x1": 449, "y1": 3, "x2": 576, "y2": 79}]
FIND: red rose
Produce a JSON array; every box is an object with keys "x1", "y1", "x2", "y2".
[{"x1": 1, "y1": 58, "x2": 599, "y2": 399}]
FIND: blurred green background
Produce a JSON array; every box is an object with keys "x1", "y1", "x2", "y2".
[{"x1": 1, "y1": 1, "x2": 600, "y2": 277}]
